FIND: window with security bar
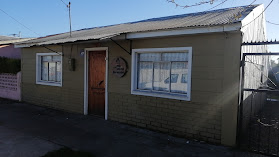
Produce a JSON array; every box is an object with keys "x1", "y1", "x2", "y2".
[
  {"x1": 131, "y1": 47, "x2": 192, "y2": 101},
  {"x1": 36, "y1": 53, "x2": 62, "y2": 86}
]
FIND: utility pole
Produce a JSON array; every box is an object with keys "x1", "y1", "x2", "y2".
[{"x1": 67, "y1": 2, "x2": 72, "y2": 37}]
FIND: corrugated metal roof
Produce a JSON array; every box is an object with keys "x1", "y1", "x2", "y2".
[
  {"x1": 0, "y1": 35, "x2": 32, "y2": 45},
  {"x1": 0, "y1": 36, "x2": 19, "y2": 41},
  {"x1": 16, "y1": 5, "x2": 259, "y2": 47}
]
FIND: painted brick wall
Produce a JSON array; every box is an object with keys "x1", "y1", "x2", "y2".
[
  {"x1": 21, "y1": 32, "x2": 242, "y2": 146},
  {"x1": 106, "y1": 33, "x2": 242, "y2": 145},
  {"x1": 21, "y1": 45, "x2": 84, "y2": 114},
  {"x1": 108, "y1": 92, "x2": 222, "y2": 143}
]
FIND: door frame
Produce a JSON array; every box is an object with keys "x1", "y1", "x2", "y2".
[{"x1": 84, "y1": 47, "x2": 108, "y2": 120}]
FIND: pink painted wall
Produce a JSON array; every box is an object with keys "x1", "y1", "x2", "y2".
[
  {"x1": 0, "y1": 44, "x2": 21, "y2": 59},
  {"x1": 0, "y1": 72, "x2": 21, "y2": 101}
]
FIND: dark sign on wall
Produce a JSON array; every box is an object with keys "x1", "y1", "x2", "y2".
[{"x1": 111, "y1": 57, "x2": 127, "y2": 78}]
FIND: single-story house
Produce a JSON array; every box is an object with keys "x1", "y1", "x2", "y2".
[
  {"x1": 15, "y1": 4, "x2": 267, "y2": 146},
  {"x1": 0, "y1": 35, "x2": 30, "y2": 59}
]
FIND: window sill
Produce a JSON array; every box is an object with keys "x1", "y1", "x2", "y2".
[
  {"x1": 36, "y1": 81, "x2": 62, "y2": 87},
  {"x1": 131, "y1": 90, "x2": 190, "y2": 101}
]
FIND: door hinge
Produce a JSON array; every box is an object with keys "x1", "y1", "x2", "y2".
[{"x1": 105, "y1": 57, "x2": 108, "y2": 61}]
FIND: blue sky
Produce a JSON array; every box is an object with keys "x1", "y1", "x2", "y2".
[{"x1": 1, "y1": 0, "x2": 279, "y2": 41}]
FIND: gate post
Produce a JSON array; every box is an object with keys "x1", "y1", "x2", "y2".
[{"x1": 237, "y1": 53, "x2": 246, "y2": 147}]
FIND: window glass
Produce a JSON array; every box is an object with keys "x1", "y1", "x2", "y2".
[
  {"x1": 41, "y1": 62, "x2": 48, "y2": 81},
  {"x1": 162, "y1": 52, "x2": 188, "y2": 61},
  {"x1": 153, "y1": 62, "x2": 170, "y2": 91},
  {"x1": 37, "y1": 54, "x2": 62, "y2": 86},
  {"x1": 48, "y1": 62, "x2": 56, "y2": 81},
  {"x1": 56, "y1": 62, "x2": 62, "y2": 82},
  {"x1": 181, "y1": 74, "x2": 188, "y2": 83},
  {"x1": 164, "y1": 74, "x2": 178, "y2": 84},
  {"x1": 171, "y1": 62, "x2": 187, "y2": 93},
  {"x1": 53, "y1": 56, "x2": 61, "y2": 62},
  {"x1": 139, "y1": 53, "x2": 160, "y2": 61},
  {"x1": 133, "y1": 48, "x2": 191, "y2": 100},
  {"x1": 42, "y1": 56, "x2": 52, "y2": 62},
  {"x1": 138, "y1": 62, "x2": 153, "y2": 90}
]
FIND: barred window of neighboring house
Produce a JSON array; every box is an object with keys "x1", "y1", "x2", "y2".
[
  {"x1": 131, "y1": 47, "x2": 192, "y2": 101},
  {"x1": 36, "y1": 53, "x2": 62, "y2": 87}
]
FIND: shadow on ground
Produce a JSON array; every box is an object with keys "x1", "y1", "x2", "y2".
[{"x1": 0, "y1": 98, "x2": 267, "y2": 157}]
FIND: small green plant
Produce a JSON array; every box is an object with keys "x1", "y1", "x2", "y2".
[
  {"x1": 0, "y1": 57, "x2": 21, "y2": 74},
  {"x1": 41, "y1": 147, "x2": 95, "y2": 157}
]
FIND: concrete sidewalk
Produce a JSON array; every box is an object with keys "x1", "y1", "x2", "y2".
[{"x1": 0, "y1": 98, "x2": 266, "y2": 157}]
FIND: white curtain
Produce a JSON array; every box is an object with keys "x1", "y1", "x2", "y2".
[
  {"x1": 41, "y1": 56, "x2": 62, "y2": 82},
  {"x1": 137, "y1": 52, "x2": 188, "y2": 93}
]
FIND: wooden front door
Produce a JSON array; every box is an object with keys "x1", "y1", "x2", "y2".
[{"x1": 88, "y1": 51, "x2": 106, "y2": 117}]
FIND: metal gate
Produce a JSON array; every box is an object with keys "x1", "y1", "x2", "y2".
[{"x1": 238, "y1": 51, "x2": 279, "y2": 156}]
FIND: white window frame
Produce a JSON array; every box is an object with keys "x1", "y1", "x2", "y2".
[
  {"x1": 36, "y1": 53, "x2": 63, "y2": 87},
  {"x1": 131, "y1": 47, "x2": 192, "y2": 101}
]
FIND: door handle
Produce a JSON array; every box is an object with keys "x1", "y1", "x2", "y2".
[{"x1": 98, "y1": 80, "x2": 104, "y2": 86}]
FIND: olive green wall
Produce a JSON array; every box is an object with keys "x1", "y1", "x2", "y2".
[
  {"x1": 21, "y1": 32, "x2": 242, "y2": 146},
  {"x1": 21, "y1": 45, "x2": 84, "y2": 113}
]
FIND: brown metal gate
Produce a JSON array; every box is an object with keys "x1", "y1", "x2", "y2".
[{"x1": 238, "y1": 52, "x2": 279, "y2": 156}]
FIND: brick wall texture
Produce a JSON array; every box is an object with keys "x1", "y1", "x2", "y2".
[
  {"x1": 108, "y1": 92, "x2": 222, "y2": 143},
  {"x1": 21, "y1": 33, "x2": 242, "y2": 145}
]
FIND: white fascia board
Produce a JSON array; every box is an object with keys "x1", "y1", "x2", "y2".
[
  {"x1": 14, "y1": 44, "x2": 33, "y2": 48},
  {"x1": 126, "y1": 23, "x2": 241, "y2": 39}
]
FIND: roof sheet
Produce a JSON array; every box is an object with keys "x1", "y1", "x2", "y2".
[
  {"x1": 0, "y1": 35, "x2": 32, "y2": 45},
  {"x1": 0, "y1": 36, "x2": 19, "y2": 41},
  {"x1": 17, "y1": 5, "x2": 259, "y2": 47}
]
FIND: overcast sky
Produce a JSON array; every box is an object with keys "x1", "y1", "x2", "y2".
[{"x1": 1, "y1": 0, "x2": 278, "y2": 46}]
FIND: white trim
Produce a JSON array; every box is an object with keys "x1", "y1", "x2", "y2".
[
  {"x1": 84, "y1": 47, "x2": 109, "y2": 120},
  {"x1": 131, "y1": 47, "x2": 192, "y2": 101},
  {"x1": 36, "y1": 52, "x2": 63, "y2": 87},
  {"x1": 127, "y1": 23, "x2": 241, "y2": 39},
  {"x1": 84, "y1": 51, "x2": 88, "y2": 115}
]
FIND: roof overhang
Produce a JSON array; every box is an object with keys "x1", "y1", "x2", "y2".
[
  {"x1": 0, "y1": 38, "x2": 33, "y2": 46},
  {"x1": 15, "y1": 23, "x2": 242, "y2": 48},
  {"x1": 126, "y1": 23, "x2": 242, "y2": 39}
]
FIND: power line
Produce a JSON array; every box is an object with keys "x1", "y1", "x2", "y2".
[
  {"x1": 0, "y1": 7, "x2": 63, "y2": 55},
  {"x1": 242, "y1": 0, "x2": 274, "y2": 28},
  {"x1": 0, "y1": 7, "x2": 41, "y2": 37},
  {"x1": 207, "y1": 0, "x2": 229, "y2": 11},
  {"x1": 167, "y1": 0, "x2": 220, "y2": 8},
  {"x1": 245, "y1": 57, "x2": 279, "y2": 89},
  {"x1": 267, "y1": 20, "x2": 279, "y2": 25},
  {"x1": 60, "y1": 0, "x2": 68, "y2": 6}
]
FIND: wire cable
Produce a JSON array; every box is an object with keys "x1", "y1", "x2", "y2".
[
  {"x1": 0, "y1": 8, "x2": 41, "y2": 37},
  {"x1": 267, "y1": 20, "x2": 279, "y2": 25},
  {"x1": 167, "y1": 0, "x2": 221, "y2": 8},
  {"x1": 242, "y1": 0, "x2": 274, "y2": 28},
  {"x1": 245, "y1": 57, "x2": 279, "y2": 89},
  {"x1": 207, "y1": 0, "x2": 229, "y2": 11},
  {"x1": 60, "y1": 0, "x2": 68, "y2": 6}
]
